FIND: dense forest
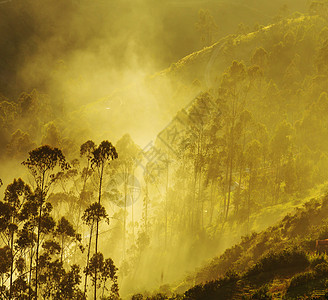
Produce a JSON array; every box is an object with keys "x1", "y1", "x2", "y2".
[{"x1": 2, "y1": 0, "x2": 328, "y2": 299}]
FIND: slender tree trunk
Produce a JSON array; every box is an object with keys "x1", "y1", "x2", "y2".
[
  {"x1": 223, "y1": 158, "x2": 229, "y2": 221},
  {"x1": 123, "y1": 176, "x2": 127, "y2": 260},
  {"x1": 225, "y1": 97, "x2": 236, "y2": 222},
  {"x1": 191, "y1": 168, "x2": 197, "y2": 232},
  {"x1": 273, "y1": 160, "x2": 280, "y2": 204},
  {"x1": 84, "y1": 224, "x2": 94, "y2": 295},
  {"x1": 144, "y1": 182, "x2": 148, "y2": 234},
  {"x1": 28, "y1": 236, "x2": 34, "y2": 300},
  {"x1": 247, "y1": 167, "x2": 253, "y2": 233},
  {"x1": 236, "y1": 132, "x2": 246, "y2": 214},
  {"x1": 131, "y1": 173, "x2": 135, "y2": 244},
  {"x1": 61, "y1": 236, "x2": 64, "y2": 263},
  {"x1": 94, "y1": 163, "x2": 104, "y2": 300},
  {"x1": 75, "y1": 161, "x2": 90, "y2": 259},
  {"x1": 225, "y1": 148, "x2": 234, "y2": 221},
  {"x1": 209, "y1": 180, "x2": 214, "y2": 226},
  {"x1": 199, "y1": 168, "x2": 203, "y2": 230},
  {"x1": 35, "y1": 174, "x2": 45, "y2": 299},
  {"x1": 9, "y1": 230, "x2": 14, "y2": 300},
  {"x1": 165, "y1": 161, "x2": 169, "y2": 248}
]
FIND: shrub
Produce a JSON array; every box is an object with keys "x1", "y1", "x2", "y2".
[
  {"x1": 309, "y1": 253, "x2": 327, "y2": 268},
  {"x1": 314, "y1": 262, "x2": 328, "y2": 276},
  {"x1": 288, "y1": 271, "x2": 315, "y2": 289},
  {"x1": 183, "y1": 272, "x2": 239, "y2": 300},
  {"x1": 250, "y1": 284, "x2": 272, "y2": 299},
  {"x1": 146, "y1": 293, "x2": 168, "y2": 300},
  {"x1": 246, "y1": 247, "x2": 309, "y2": 278}
]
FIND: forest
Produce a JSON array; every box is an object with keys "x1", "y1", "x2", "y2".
[{"x1": 1, "y1": 0, "x2": 328, "y2": 299}]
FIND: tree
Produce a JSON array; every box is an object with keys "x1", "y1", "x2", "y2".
[
  {"x1": 270, "y1": 121, "x2": 293, "y2": 203},
  {"x1": 245, "y1": 140, "x2": 262, "y2": 229},
  {"x1": 55, "y1": 217, "x2": 80, "y2": 263},
  {"x1": 6, "y1": 129, "x2": 36, "y2": 159},
  {"x1": 82, "y1": 202, "x2": 108, "y2": 297},
  {"x1": 80, "y1": 140, "x2": 96, "y2": 205},
  {"x1": 219, "y1": 61, "x2": 249, "y2": 221},
  {"x1": 114, "y1": 134, "x2": 140, "y2": 253},
  {"x1": 0, "y1": 178, "x2": 32, "y2": 300},
  {"x1": 84, "y1": 252, "x2": 119, "y2": 300},
  {"x1": 90, "y1": 140, "x2": 118, "y2": 300},
  {"x1": 22, "y1": 145, "x2": 70, "y2": 298},
  {"x1": 195, "y1": 9, "x2": 218, "y2": 47},
  {"x1": 38, "y1": 240, "x2": 84, "y2": 299}
]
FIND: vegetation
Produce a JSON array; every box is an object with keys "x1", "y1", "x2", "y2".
[{"x1": 2, "y1": 0, "x2": 328, "y2": 299}]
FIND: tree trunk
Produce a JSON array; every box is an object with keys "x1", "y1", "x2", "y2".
[
  {"x1": 28, "y1": 235, "x2": 34, "y2": 300},
  {"x1": 84, "y1": 224, "x2": 93, "y2": 295},
  {"x1": 94, "y1": 163, "x2": 104, "y2": 300},
  {"x1": 247, "y1": 167, "x2": 253, "y2": 233},
  {"x1": 132, "y1": 173, "x2": 135, "y2": 244},
  {"x1": 35, "y1": 173, "x2": 45, "y2": 299},
  {"x1": 225, "y1": 149, "x2": 234, "y2": 221},
  {"x1": 165, "y1": 161, "x2": 169, "y2": 248},
  {"x1": 9, "y1": 230, "x2": 14, "y2": 300},
  {"x1": 123, "y1": 175, "x2": 127, "y2": 260}
]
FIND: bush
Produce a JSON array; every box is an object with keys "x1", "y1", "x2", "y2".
[
  {"x1": 288, "y1": 271, "x2": 315, "y2": 289},
  {"x1": 146, "y1": 293, "x2": 168, "y2": 300},
  {"x1": 246, "y1": 247, "x2": 309, "y2": 278},
  {"x1": 183, "y1": 272, "x2": 239, "y2": 300},
  {"x1": 309, "y1": 253, "x2": 327, "y2": 268},
  {"x1": 250, "y1": 284, "x2": 272, "y2": 299},
  {"x1": 314, "y1": 262, "x2": 328, "y2": 276}
]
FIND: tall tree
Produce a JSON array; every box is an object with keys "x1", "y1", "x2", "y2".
[
  {"x1": 113, "y1": 134, "x2": 139, "y2": 255},
  {"x1": 22, "y1": 145, "x2": 69, "y2": 298},
  {"x1": 90, "y1": 141, "x2": 118, "y2": 300},
  {"x1": 82, "y1": 202, "x2": 108, "y2": 297},
  {"x1": 0, "y1": 178, "x2": 32, "y2": 299},
  {"x1": 195, "y1": 9, "x2": 218, "y2": 47}
]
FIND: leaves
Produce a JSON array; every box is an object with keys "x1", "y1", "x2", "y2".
[
  {"x1": 82, "y1": 202, "x2": 108, "y2": 226},
  {"x1": 91, "y1": 141, "x2": 118, "y2": 170}
]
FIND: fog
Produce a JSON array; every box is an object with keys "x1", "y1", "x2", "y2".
[{"x1": 3, "y1": 0, "x2": 328, "y2": 299}]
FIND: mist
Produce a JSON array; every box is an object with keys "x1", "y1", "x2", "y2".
[{"x1": 3, "y1": 0, "x2": 328, "y2": 299}]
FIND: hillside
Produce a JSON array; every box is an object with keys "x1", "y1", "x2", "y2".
[
  {"x1": 121, "y1": 11, "x2": 328, "y2": 298},
  {"x1": 183, "y1": 188, "x2": 328, "y2": 299},
  {"x1": 1, "y1": 3, "x2": 328, "y2": 300},
  {"x1": 130, "y1": 186, "x2": 328, "y2": 299}
]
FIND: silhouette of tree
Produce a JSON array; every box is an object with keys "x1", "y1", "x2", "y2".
[
  {"x1": 0, "y1": 178, "x2": 32, "y2": 299},
  {"x1": 84, "y1": 252, "x2": 119, "y2": 300},
  {"x1": 55, "y1": 217, "x2": 81, "y2": 263},
  {"x1": 82, "y1": 202, "x2": 108, "y2": 297},
  {"x1": 22, "y1": 145, "x2": 70, "y2": 298},
  {"x1": 195, "y1": 9, "x2": 218, "y2": 47}
]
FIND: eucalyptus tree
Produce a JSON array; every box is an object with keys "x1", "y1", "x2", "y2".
[
  {"x1": 113, "y1": 134, "x2": 139, "y2": 254},
  {"x1": 270, "y1": 120, "x2": 293, "y2": 203},
  {"x1": 179, "y1": 92, "x2": 214, "y2": 232},
  {"x1": 22, "y1": 145, "x2": 70, "y2": 298},
  {"x1": 82, "y1": 202, "x2": 108, "y2": 296},
  {"x1": 91, "y1": 141, "x2": 117, "y2": 299},
  {"x1": 80, "y1": 140, "x2": 96, "y2": 206},
  {"x1": 55, "y1": 217, "x2": 81, "y2": 263},
  {"x1": 218, "y1": 61, "x2": 252, "y2": 221},
  {"x1": 85, "y1": 252, "x2": 119, "y2": 300},
  {"x1": 245, "y1": 139, "x2": 262, "y2": 228},
  {"x1": 0, "y1": 178, "x2": 32, "y2": 299}
]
